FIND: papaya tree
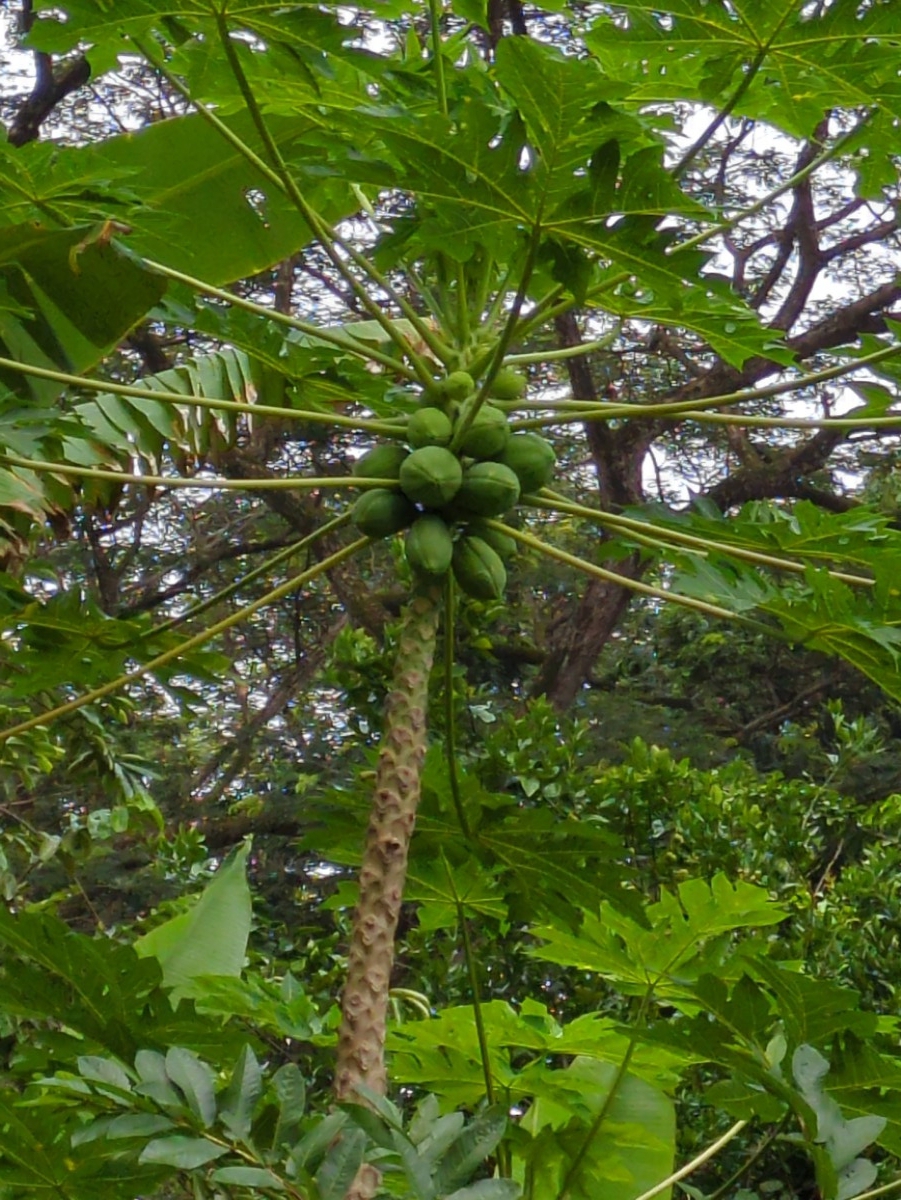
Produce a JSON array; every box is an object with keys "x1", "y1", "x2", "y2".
[{"x1": 2, "y1": 2, "x2": 901, "y2": 1199}]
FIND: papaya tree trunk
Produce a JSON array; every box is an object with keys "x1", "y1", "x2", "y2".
[{"x1": 334, "y1": 587, "x2": 442, "y2": 1196}]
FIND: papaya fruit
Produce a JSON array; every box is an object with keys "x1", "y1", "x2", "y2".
[
  {"x1": 442, "y1": 370, "x2": 476, "y2": 401},
  {"x1": 423, "y1": 370, "x2": 475, "y2": 409},
  {"x1": 352, "y1": 443, "x2": 409, "y2": 479},
  {"x1": 457, "y1": 404, "x2": 510, "y2": 459},
  {"x1": 453, "y1": 461, "x2": 521, "y2": 517},
  {"x1": 453, "y1": 536, "x2": 506, "y2": 600},
  {"x1": 399, "y1": 446, "x2": 464, "y2": 508},
  {"x1": 466, "y1": 520, "x2": 517, "y2": 561},
  {"x1": 405, "y1": 514, "x2": 454, "y2": 577},
  {"x1": 352, "y1": 488, "x2": 417, "y2": 538},
  {"x1": 407, "y1": 407, "x2": 454, "y2": 449},
  {"x1": 497, "y1": 433, "x2": 556, "y2": 493},
  {"x1": 489, "y1": 366, "x2": 528, "y2": 401}
]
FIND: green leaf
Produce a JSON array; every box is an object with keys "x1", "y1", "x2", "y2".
[
  {"x1": 219, "y1": 1045, "x2": 262, "y2": 1140},
  {"x1": 532, "y1": 874, "x2": 785, "y2": 999},
  {"x1": 0, "y1": 224, "x2": 165, "y2": 401},
  {"x1": 516, "y1": 1058, "x2": 674, "y2": 1200},
  {"x1": 77, "y1": 1055, "x2": 133, "y2": 1094},
  {"x1": 138, "y1": 1135, "x2": 228, "y2": 1169},
  {"x1": 164, "y1": 1047, "x2": 217, "y2": 1128},
  {"x1": 211, "y1": 1165, "x2": 285, "y2": 1188},
  {"x1": 793, "y1": 1045, "x2": 884, "y2": 1200},
  {"x1": 73, "y1": 1113, "x2": 176, "y2": 1144},
  {"x1": 288, "y1": 1111, "x2": 348, "y2": 1173},
  {"x1": 446, "y1": 1183, "x2": 521, "y2": 1200},
  {"x1": 135, "y1": 840, "x2": 252, "y2": 1001},
  {"x1": 451, "y1": 0, "x2": 488, "y2": 28},
  {"x1": 434, "y1": 1107, "x2": 508, "y2": 1195},
  {"x1": 745, "y1": 958, "x2": 877, "y2": 1047},
  {"x1": 584, "y1": 3, "x2": 901, "y2": 136},
  {"x1": 272, "y1": 1062, "x2": 308, "y2": 1151},
  {"x1": 3, "y1": 107, "x2": 360, "y2": 286},
  {"x1": 100, "y1": 110, "x2": 358, "y2": 283},
  {"x1": 406, "y1": 857, "x2": 507, "y2": 930},
  {"x1": 388, "y1": 1001, "x2": 687, "y2": 1109},
  {"x1": 315, "y1": 1128, "x2": 367, "y2": 1200}
]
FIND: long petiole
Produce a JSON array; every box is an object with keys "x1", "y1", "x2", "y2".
[
  {"x1": 672, "y1": 0, "x2": 794, "y2": 180},
  {"x1": 140, "y1": 258, "x2": 416, "y2": 377},
  {"x1": 455, "y1": 227, "x2": 542, "y2": 449},
  {"x1": 672, "y1": 115, "x2": 872, "y2": 257},
  {"x1": 0, "y1": 354, "x2": 405, "y2": 436},
  {"x1": 215, "y1": 15, "x2": 455, "y2": 369},
  {"x1": 212, "y1": 19, "x2": 444, "y2": 376},
  {"x1": 428, "y1": 0, "x2": 448, "y2": 117},
  {"x1": 0, "y1": 455, "x2": 399, "y2": 493},
  {"x1": 489, "y1": 520, "x2": 775, "y2": 631},
  {"x1": 533, "y1": 490, "x2": 874, "y2": 587},
  {"x1": 630, "y1": 1120, "x2": 748, "y2": 1200},
  {"x1": 152, "y1": 513, "x2": 351, "y2": 636},
  {"x1": 454, "y1": 259, "x2": 471, "y2": 346},
  {"x1": 509, "y1": 339, "x2": 901, "y2": 429},
  {"x1": 443, "y1": 577, "x2": 472, "y2": 839},
  {"x1": 505, "y1": 331, "x2": 619, "y2": 365},
  {"x1": 0, "y1": 537, "x2": 370, "y2": 744}
]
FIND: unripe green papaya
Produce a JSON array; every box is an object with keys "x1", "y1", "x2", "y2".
[
  {"x1": 352, "y1": 443, "x2": 410, "y2": 479},
  {"x1": 497, "y1": 433, "x2": 556, "y2": 493},
  {"x1": 405, "y1": 514, "x2": 454, "y2": 577},
  {"x1": 407, "y1": 407, "x2": 454, "y2": 449},
  {"x1": 457, "y1": 404, "x2": 510, "y2": 460},
  {"x1": 423, "y1": 370, "x2": 475, "y2": 409},
  {"x1": 490, "y1": 366, "x2": 528, "y2": 401},
  {"x1": 399, "y1": 446, "x2": 463, "y2": 508},
  {"x1": 442, "y1": 370, "x2": 475, "y2": 402},
  {"x1": 453, "y1": 536, "x2": 506, "y2": 600},
  {"x1": 467, "y1": 520, "x2": 517, "y2": 561},
  {"x1": 454, "y1": 461, "x2": 521, "y2": 517},
  {"x1": 352, "y1": 488, "x2": 417, "y2": 538}
]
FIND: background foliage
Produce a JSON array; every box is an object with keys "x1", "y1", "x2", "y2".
[{"x1": 3, "y1": 1, "x2": 901, "y2": 1198}]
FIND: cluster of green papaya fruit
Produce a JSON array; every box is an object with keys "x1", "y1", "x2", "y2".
[{"x1": 350, "y1": 368, "x2": 555, "y2": 600}]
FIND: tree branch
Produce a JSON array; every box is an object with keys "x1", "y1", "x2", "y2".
[{"x1": 9, "y1": 3, "x2": 90, "y2": 146}]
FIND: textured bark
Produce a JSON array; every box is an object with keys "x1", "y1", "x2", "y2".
[{"x1": 334, "y1": 589, "x2": 441, "y2": 1199}]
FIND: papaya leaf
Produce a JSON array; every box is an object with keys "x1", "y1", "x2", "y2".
[
  {"x1": 531, "y1": 874, "x2": 785, "y2": 999},
  {"x1": 406, "y1": 856, "x2": 507, "y2": 930},
  {"x1": 388, "y1": 1000, "x2": 689, "y2": 1107},
  {"x1": 584, "y1": 3, "x2": 901, "y2": 136},
  {"x1": 516, "y1": 1057, "x2": 674, "y2": 1200},
  {"x1": 0, "y1": 224, "x2": 165, "y2": 401}
]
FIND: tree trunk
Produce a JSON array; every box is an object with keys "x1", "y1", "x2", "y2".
[
  {"x1": 533, "y1": 560, "x2": 644, "y2": 710},
  {"x1": 333, "y1": 587, "x2": 442, "y2": 1199},
  {"x1": 532, "y1": 313, "x2": 650, "y2": 709}
]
